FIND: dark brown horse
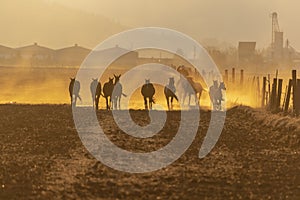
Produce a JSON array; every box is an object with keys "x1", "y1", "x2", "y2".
[
  {"x1": 141, "y1": 79, "x2": 155, "y2": 110},
  {"x1": 69, "y1": 78, "x2": 81, "y2": 107},
  {"x1": 164, "y1": 77, "x2": 178, "y2": 110},
  {"x1": 103, "y1": 77, "x2": 114, "y2": 110}
]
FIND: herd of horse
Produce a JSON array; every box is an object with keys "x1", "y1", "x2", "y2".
[{"x1": 69, "y1": 68, "x2": 226, "y2": 111}]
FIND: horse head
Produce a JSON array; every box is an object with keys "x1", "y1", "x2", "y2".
[
  {"x1": 177, "y1": 65, "x2": 189, "y2": 77},
  {"x1": 109, "y1": 77, "x2": 114, "y2": 84},
  {"x1": 114, "y1": 74, "x2": 121, "y2": 83},
  {"x1": 213, "y1": 80, "x2": 218, "y2": 88},
  {"x1": 70, "y1": 77, "x2": 75, "y2": 82},
  {"x1": 220, "y1": 82, "x2": 226, "y2": 90},
  {"x1": 169, "y1": 77, "x2": 175, "y2": 85}
]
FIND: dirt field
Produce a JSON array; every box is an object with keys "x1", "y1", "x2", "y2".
[{"x1": 0, "y1": 104, "x2": 299, "y2": 199}]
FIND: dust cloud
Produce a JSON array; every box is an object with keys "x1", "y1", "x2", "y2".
[{"x1": 0, "y1": 65, "x2": 274, "y2": 110}]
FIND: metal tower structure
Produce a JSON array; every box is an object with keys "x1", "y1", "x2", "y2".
[{"x1": 271, "y1": 12, "x2": 280, "y2": 48}]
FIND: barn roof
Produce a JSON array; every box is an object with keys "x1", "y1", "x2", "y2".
[
  {"x1": 0, "y1": 45, "x2": 13, "y2": 51},
  {"x1": 56, "y1": 44, "x2": 91, "y2": 53},
  {"x1": 16, "y1": 43, "x2": 55, "y2": 53}
]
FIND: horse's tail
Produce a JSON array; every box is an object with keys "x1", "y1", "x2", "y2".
[
  {"x1": 150, "y1": 97, "x2": 155, "y2": 104},
  {"x1": 174, "y1": 94, "x2": 179, "y2": 102},
  {"x1": 78, "y1": 95, "x2": 82, "y2": 102},
  {"x1": 122, "y1": 93, "x2": 127, "y2": 97}
]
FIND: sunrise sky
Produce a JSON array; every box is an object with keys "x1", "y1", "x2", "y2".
[{"x1": 1, "y1": 0, "x2": 300, "y2": 50}]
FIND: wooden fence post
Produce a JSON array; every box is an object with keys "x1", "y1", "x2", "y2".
[
  {"x1": 257, "y1": 77, "x2": 260, "y2": 105},
  {"x1": 276, "y1": 79, "x2": 283, "y2": 110},
  {"x1": 224, "y1": 69, "x2": 228, "y2": 84},
  {"x1": 240, "y1": 69, "x2": 244, "y2": 86},
  {"x1": 232, "y1": 68, "x2": 235, "y2": 84},
  {"x1": 282, "y1": 85, "x2": 288, "y2": 111},
  {"x1": 267, "y1": 74, "x2": 271, "y2": 102},
  {"x1": 252, "y1": 76, "x2": 256, "y2": 88},
  {"x1": 297, "y1": 79, "x2": 300, "y2": 116},
  {"x1": 262, "y1": 77, "x2": 266, "y2": 107},
  {"x1": 270, "y1": 78, "x2": 277, "y2": 110},
  {"x1": 292, "y1": 70, "x2": 297, "y2": 114},
  {"x1": 284, "y1": 79, "x2": 292, "y2": 112}
]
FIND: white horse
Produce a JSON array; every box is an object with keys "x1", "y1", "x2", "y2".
[
  {"x1": 90, "y1": 78, "x2": 101, "y2": 110},
  {"x1": 69, "y1": 78, "x2": 81, "y2": 107},
  {"x1": 112, "y1": 74, "x2": 126, "y2": 110}
]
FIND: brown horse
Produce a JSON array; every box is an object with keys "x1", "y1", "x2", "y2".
[
  {"x1": 103, "y1": 77, "x2": 114, "y2": 110},
  {"x1": 184, "y1": 76, "x2": 204, "y2": 106},
  {"x1": 141, "y1": 79, "x2": 155, "y2": 110}
]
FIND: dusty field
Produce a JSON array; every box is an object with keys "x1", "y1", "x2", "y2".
[{"x1": 0, "y1": 104, "x2": 299, "y2": 199}]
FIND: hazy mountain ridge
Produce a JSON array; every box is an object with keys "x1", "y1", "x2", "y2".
[{"x1": 0, "y1": 0, "x2": 128, "y2": 49}]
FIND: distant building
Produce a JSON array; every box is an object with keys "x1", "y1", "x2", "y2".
[
  {"x1": 272, "y1": 32, "x2": 284, "y2": 62},
  {"x1": 90, "y1": 45, "x2": 138, "y2": 67},
  {"x1": 55, "y1": 44, "x2": 91, "y2": 66},
  {"x1": 17, "y1": 43, "x2": 55, "y2": 59},
  {"x1": 16, "y1": 43, "x2": 55, "y2": 66},
  {"x1": 0, "y1": 45, "x2": 16, "y2": 60}
]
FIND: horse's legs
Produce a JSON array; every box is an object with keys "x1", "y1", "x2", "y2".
[
  {"x1": 109, "y1": 96, "x2": 112, "y2": 110},
  {"x1": 112, "y1": 97, "x2": 115, "y2": 110},
  {"x1": 179, "y1": 92, "x2": 183, "y2": 105},
  {"x1": 166, "y1": 96, "x2": 170, "y2": 111},
  {"x1": 115, "y1": 97, "x2": 118, "y2": 110},
  {"x1": 105, "y1": 97, "x2": 109, "y2": 110},
  {"x1": 198, "y1": 91, "x2": 202, "y2": 106},
  {"x1": 118, "y1": 96, "x2": 121, "y2": 110},
  {"x1": 74, "y1": 95, "x2": 77, "y2": 107},
  {"x1": 144, "y1": 97, "x2": 148, "y2": 110},
  {"x1": 188, "y1": 94, "x2": 191, "y2": 106},
  {"x1": 95, "y1": 98, "x2": 98, "y2": 110},
  {"x1": 149, "y1": 96, "x2": 153, "y2": 110},
  {"x1": 182, "y1": 92, "x2": 186, "y2": 106},
  {"x1": 92, "y1": 97, "x2": 95, "y2": 109},
  {"x1": 95, "y1": 96, "x2": 99, "y2": 110},
  {"x1": 217, "y1": 99, "x2": 221, "y2": 110},
  {"x1": 195, "y1": 91, "x2": 201, "y2": 106},
  {"x1": 110, "y1": 97, "x2": 113, "y2": 110},
  {"x1": 171, "y1": 96, "x2": 174, "y2": 110},
  {"x1": 213, "y1": 99, "x2": 218, "y2": 110},
  {"x1": 70, "y1": 95, "x2": 73, "y2": 106},
  {"x1": 114, "y1": 96, "x2": 119, "y2": 110}
]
